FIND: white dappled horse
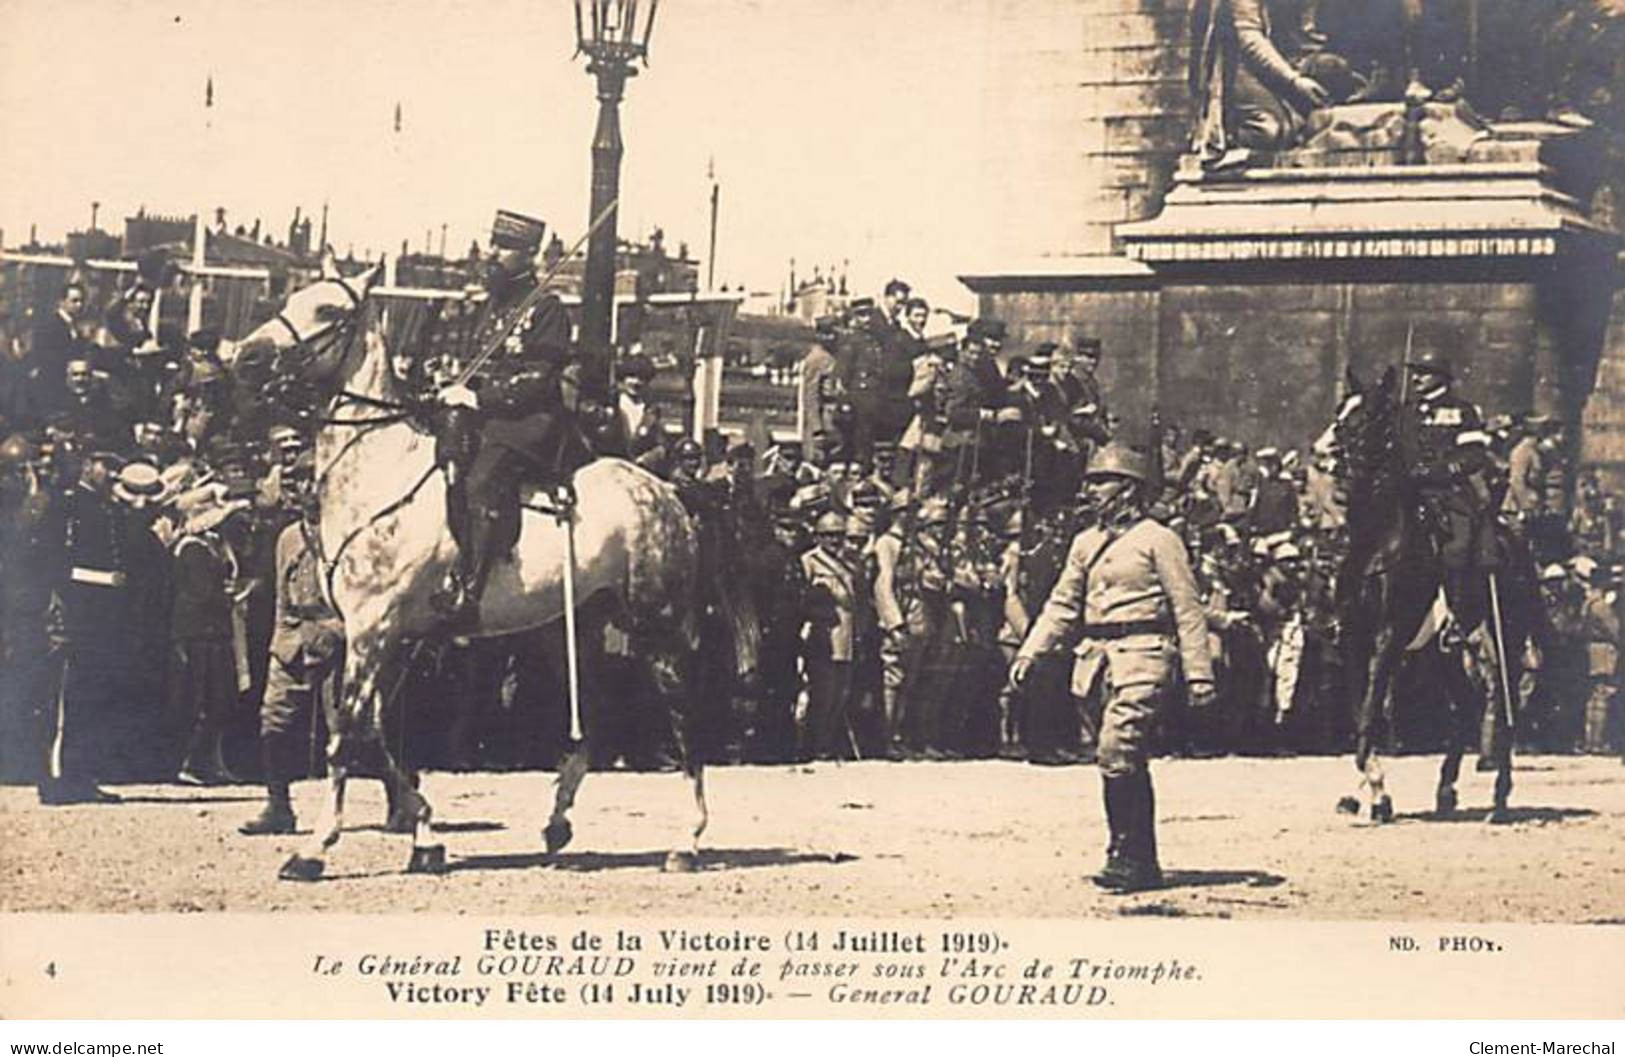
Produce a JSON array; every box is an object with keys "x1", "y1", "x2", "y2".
[{"x1": 223, "y1": 257, "x2": 713, "y2": 880}]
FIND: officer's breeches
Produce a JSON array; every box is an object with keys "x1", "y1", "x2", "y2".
[
  {"x1": 1097, "y1": 682, "x2": 1168, "y2": 778},
  {"x1": 260, "y1": 653, "x2": 338, "y2": 741}
]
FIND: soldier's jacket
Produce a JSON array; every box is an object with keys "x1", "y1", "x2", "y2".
[
  {"x1": 1503, "y1": 436, "x2": 1545, "y2": 516},
  {"x1": 800, "y1": 544, "x2": 866, "y2": 662},
  {"x1": 1398, "y1": 389, "x2": 1487, "y2": 489},
  {"x1": 465, "y1": 281, "x2": 575, "y2": 457},
  {"x1": 871, "y1": 529, "x2": 906, "y2": 631},
  {"x1": 1018, "y1": 516, "x2": 1214, "y2": 691},
  {"x1": 271, "y1": 520, "x2": 342, "y2": 668}
]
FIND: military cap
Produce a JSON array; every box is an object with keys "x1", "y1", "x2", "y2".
[
  {"x1": 847, "y1": 297, "x2": 876, "y2": 315},
  {"x1": 1539, "y1": 563, "x2": 1568, "y2": 583},
  {"x1": 1084, "y1": 443, "x2": 1149, "y2": 484},
  {"x1": 814, "y1": 511, "x2": 846, "y2": 535},
  {"x1": 1406, "y1": 346, "x2": 1453, "y2": 376},
  {"x1": 1028, "y1": 341, "x2": 1058, "y2": 365},
  {"x1": 872, "y1": 439, "x2": 897, "y2": 455},
  {"x1": 1075, "y1": 337, "x2": 1103, "y2": 357},
  {"x1": 849, "y1": 481, "x2": 883, "y2": 508},
  {"x1": 491, "y1": 209, "x2": 546, "y2": 252},
  {"x1": 673, "y1": 438, "x2": 703, "y2": 459}
]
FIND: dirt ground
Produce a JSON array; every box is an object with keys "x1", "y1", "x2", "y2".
[{"x1": 2, "y1": 753, "x2": 1623, "y2": 921}]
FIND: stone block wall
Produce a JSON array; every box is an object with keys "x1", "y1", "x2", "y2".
[{"x1": 976, "y1": 271, "x2": 1575, "y2": 454}]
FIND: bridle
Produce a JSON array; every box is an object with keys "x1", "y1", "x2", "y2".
[
  {"x1": 260, "y1": 275, "x2": 412, "y2": 428},
  {"x1": 258, "y1": 274, "x2": 429, "y2": 616}
]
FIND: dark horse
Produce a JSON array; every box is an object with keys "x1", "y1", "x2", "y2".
[{"x1": 1321, "y1": 367, "x2": 1538, "y2": 824}]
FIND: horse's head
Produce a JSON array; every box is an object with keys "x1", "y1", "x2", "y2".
[
  {"x1": 1321, "y1": 365, "x2": 1400, "y2": 494},
  {"x1": 225, "y1": 252, "x2": 382, "y2": 397}
]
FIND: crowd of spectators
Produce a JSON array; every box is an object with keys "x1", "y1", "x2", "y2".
[{"x1": 0, "y1": 272, "x2": 1620, "y2": 806}]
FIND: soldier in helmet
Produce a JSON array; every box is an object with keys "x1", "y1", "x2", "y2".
[
  {"x1": 1011, "y1": 443, "x2": 1215, "y2": 892},
  {"x1": 1396, "y1": 346, "x2": 1497, "y2": 606},
  {"x1": 799, "y1": 510, "x2": 865, "y2": 760},
  {"x1": 431, "y1": 209, "x2": 588, "y2": 628}
]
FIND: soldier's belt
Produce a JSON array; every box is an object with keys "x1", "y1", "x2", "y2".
[{"x1": 1080, "y1": 618, "x2": 1174, "y2": 639}]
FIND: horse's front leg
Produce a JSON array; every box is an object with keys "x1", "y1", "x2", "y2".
[
  {"x1": 279, "y1": 647, "x2": 374, "y2": 881},
  {"x1": 1344, "y1": 623, "x2": 1397, "y2": 823}
]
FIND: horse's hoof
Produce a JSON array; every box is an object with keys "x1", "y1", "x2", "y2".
[
  {"x1": 543, "y1": 820, "x2": 573, "y2": 855},
  {"x1": 1486, "y1": 806, "x2": 1512, "y2": 826},
  {"x1": 1371, "y1": 795, "x2": 1394, "y2": 824},
  {"x1": 1336, "y1": 796, "x2": 1361, "y2": 816},
  {"x1": 278, "y1": 854, "x2": 325, "y2": 882},
  {"x1": 663, "y1": 851, "x2": 699, "y2": 874},
  {"x1": 1435, "y1": 789, "x2": 1458, "y2": 817},
  {"x1": 406, "y1": 844, "x2": 448, "y2": 874}
]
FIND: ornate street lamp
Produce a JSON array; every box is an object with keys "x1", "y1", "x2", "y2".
[{"x1": 573, "y1": 0, "x2": 659, "y2": 389}]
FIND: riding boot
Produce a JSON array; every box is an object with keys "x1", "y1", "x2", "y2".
[
  {"x1": 1129, "y1": 770, "x2": 1163, "y2": 889},
  {"x1": 1092, "y1": 775, "x2": 1134, "y2": 889},
  {"x1": 383, "y1": 770, "x2": 420, "y2": 834},
  {"x1": 240, "y1": 740, "x2": 296, "y2": 835},
  {"x1": 441, "y1": 507, "x2": 498, "y2": 631}
]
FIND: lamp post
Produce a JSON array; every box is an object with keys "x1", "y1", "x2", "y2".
[{"x1": 573, "y1": 0, "x2": 658, "y2": 385}]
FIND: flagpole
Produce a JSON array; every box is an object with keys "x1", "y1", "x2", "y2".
[{"x1": 188, "y1": 74, "x2": 213, "y2": 335}]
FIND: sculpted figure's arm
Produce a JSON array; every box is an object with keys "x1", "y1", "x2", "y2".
[{"x1": 1231, "y1": 0, "x2": 1329, "y2": 110}]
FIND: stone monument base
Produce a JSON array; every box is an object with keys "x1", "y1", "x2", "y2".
[{"x1": 961, "y1": 109, "x2": 1622, "y2": 484}]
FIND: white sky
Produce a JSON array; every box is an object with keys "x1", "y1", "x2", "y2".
[{"x1": 0, "y1": 0, "x2": 1008, "y2": 312}]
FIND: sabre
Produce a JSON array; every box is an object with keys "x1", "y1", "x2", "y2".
[
  {"x1": 450, "y1": 196, "x2": 621, "y2": 389},
  {"x1": 1398, "y1": 321, "x2": 1414, "y2": 407},
  {"x1": 1486, "y1": 569, "x2": 1516, "y2": 729},
  {"x1": 562, "y1": 510, "x2": 584, "y2": 744}
]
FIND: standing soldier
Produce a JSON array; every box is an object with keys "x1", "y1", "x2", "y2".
[
  {"x1": 871, "y1": 490, "x2": 913, "y2": 757},
  {"x1": 240, "y1": 492, "x2": 345, "y2": 835},
  {"x1": 1010, "y1": 444, "x2": 1215, "y2": 892},
  {"x1": 799, "y1": 511, "x2": 864, "y2": 760}
]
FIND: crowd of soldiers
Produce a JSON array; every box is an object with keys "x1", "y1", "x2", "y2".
[{"x1": 1, "y1": 269, "x2": 1621, "y2": 810}]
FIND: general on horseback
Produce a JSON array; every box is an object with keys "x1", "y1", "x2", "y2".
[
  {"x1": 222, "y1": 228, "x2": 714, "y2": 882},
  {"x1": 430, "y1": 209, "x2": 597, "y2": 630},
  {"x1": 1320, "y1": 344, "x2": 1541, "y2": 825}
]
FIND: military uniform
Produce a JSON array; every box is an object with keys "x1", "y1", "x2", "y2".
[
  {"x1": 437, "y1": 264, "x2": 584, "y2": 623},
  {"x1": 1396, "y1": 381, "x2": 1495, "y2": 577},
  {"x1": 1015, "y1": 444, "x2": 1214, "y2": 890},
  {"x1": 242, "y1": 517, "x2": 344, "y2": 834},
  {"x1": 799, "y1": 535, "x2": 867, "y2": 759}
]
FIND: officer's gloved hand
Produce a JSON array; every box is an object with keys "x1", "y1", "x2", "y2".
[{"x1": 438, "y1": 384, "x2": 478, "y2": 410}]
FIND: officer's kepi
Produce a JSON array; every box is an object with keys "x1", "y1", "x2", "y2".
[{"x1": 490, "y1": 209, "x2": 546, "y2": 253}]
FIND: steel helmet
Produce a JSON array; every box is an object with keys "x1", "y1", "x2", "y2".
[{"x1": 1084, "y1": 443, "x2": 1149, "y2": 484}]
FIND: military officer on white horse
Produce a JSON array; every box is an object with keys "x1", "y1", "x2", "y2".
[{"x1": 432, "y1": 209, "x2": 592, "y2": 628}]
